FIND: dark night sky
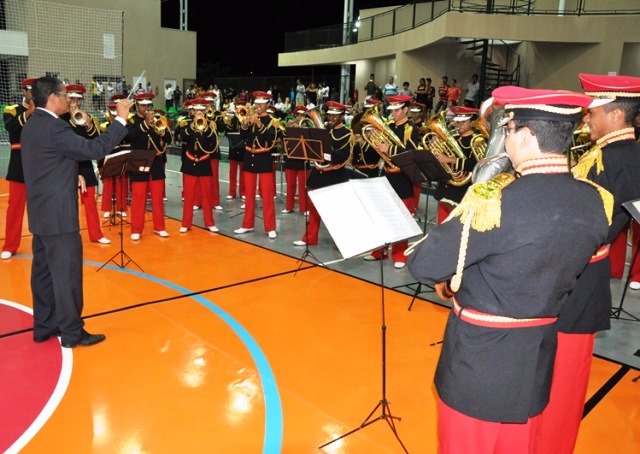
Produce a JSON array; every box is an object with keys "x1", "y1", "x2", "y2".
[{"x1": 160, "y1": 0, "x2": 394, "y2": 77}]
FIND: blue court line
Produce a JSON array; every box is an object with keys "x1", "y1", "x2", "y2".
[{"x1": 17, "y1": 255, "x2": 283, "y2": 453}]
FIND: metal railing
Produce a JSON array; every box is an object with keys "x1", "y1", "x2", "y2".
[{"x1": 284, "y1": 0, "x2": 640, "y2": 53}]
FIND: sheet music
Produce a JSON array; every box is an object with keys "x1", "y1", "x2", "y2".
[
  {"x1": 308, "y1": 177, "x2": 422, "y2": 259},
  {"x1": 103, "y1": 149, "x2": 131, "y2": 162}
]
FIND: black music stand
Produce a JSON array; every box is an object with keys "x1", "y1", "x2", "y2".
[
  {"x1": 97, "y1": 150, "x2": 155, "y2": 272},
  {"x1": 390, "y1": 149, "x2": 451, "y2": 310},
  {"x1": 283, "y1": 127, "x2": 329, "y2": 271},
  {"x1": 612, "y1": 200, "x2": 640, "y2": 321}
]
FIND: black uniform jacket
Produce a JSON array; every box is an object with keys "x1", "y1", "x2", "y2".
[
  {"x1": 240, "y1": 114, "x2": 277, "y2": 174},
  {"x1": 560, "y1": 138, "x2": 640, "y2": 333},
  {"x1": 21, "y1": 109, "x2": 128, "y2": 236},
  {"x1": 383, "y1": 119, "x2": 421, "y2": 199},
  {"x1": 179, "y1": 122, "x2": 219, "y2": 176},
  {"x1": 407, "y1": 164, "x2": 609, "y2": 423},
  {"x1": 127, "y1": 121, "x2": 168, "y2": 182},
  {"x1": 3, "y1": 102, "x2": 30, "y2": 182},
  {"x1": 222, "y1": 116, "x2": 245, "y2": 162},
  {"x1": 433, "y1": 133, "x2": 480, "y2": 204},
  {"x1": 306, "y1": 124, "x2": 353, "y2": 190}
]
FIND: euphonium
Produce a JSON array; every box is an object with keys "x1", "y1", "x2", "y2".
[
  {"x1": 569, "y1": 119, "x2": 591, "y2": 163},
  {"x1": 471, "y1": 102, "x2": 514, "y2": 184},
  {"x1": 152, "y1": 113, "x2": 169, "y2": 136},
  {"x1": 422, "y1": 111, "x2": 471, "y2": 186},
  {"x1": 192, "y1": 111, "x2": 208, "y2": 132},
  {"x1": 359, "y1": 108, "x2": 405, "y2": 169}
]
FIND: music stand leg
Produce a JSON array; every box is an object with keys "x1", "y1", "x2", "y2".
[
  {"x1": 320, "y1": 249, "x2": 408, "y2": 453},
  {"x1": 295, "y1": 167, "x2": 323, "y2": 274},
  {"x1": 611, "y1": 237, "x2": 640, "y2": 322}
]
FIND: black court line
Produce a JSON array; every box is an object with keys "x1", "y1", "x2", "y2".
[{"x1": 583, "y1": 365, "x2": 630, "y2": 418}]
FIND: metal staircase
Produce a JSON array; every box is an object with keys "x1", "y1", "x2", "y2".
[{"x1": 462, "y1": 38, "x2": 521, "y2": 101}]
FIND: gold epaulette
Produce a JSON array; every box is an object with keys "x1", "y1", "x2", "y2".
[
  {"x1": 178, "y1": 118, "x2": 189, "y2": 128},
  {"x1": 572, "y1": 145, "x2": 603, "y2": 179},
  {"x1": 3, "y1": 104, "x2": 18, "y2": 117},
  {"x1": 576, "y1": 177, "x2": 613, "y2": 226},
  {"x1": 403, "y1": 125, "x2": 413, "y2": 144},
  {"x1": 448, "y1": 173, "x2": 516, "y2": 232}
]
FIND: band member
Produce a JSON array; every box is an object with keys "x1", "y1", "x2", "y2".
[
  {"x1": 534, "y1": 74, "x2": 640, "y2": 453},
  {"x1": 352, "y1": 98, "x2": 382, "y2": 178},
  {"x1": 234, "y1": 91, "x2": 279, "y2": 239},
  {"x1": 282, "y1": 105, "x2": 311, "y2": 214},
  {"x1": 202, "y1": 91, "x2": 223, "y2": 210},
  {"x1": 293, "y1": 101, "x2": 352, "y2": 246},
  {"x1": 363, "y1": 94, "x2": 421, "y2": 269},
  {"x1": 100, "y1": 94, "x2": 131, "y2": 219},
  {"x1": 175, "y1": 99, "x2": 202, "y2": 209},
  {"x1": 432, "y1": 106, "x2": 483, "y2": 224},
  {"x1": 178, "y1": 97, "x2": 219, "y2": 233},
  {"x1": 409, "y1": 101, "x2": 428, "y2": 210},
  {"x1": 59, "y1": 83, "x2": 110, "y2": 245},
  {"x1": 1, "y1": 77, "x2": 35, "y2": 260},
  {"x1": 127, "y1": 92, "x2": 170, "y2": 240},
  {"x1": 222, "y1": 107, "x2": 246, "y2": 200},
  {"x1": 407, "y1": 86, "x2": 610, "y2": 453}
]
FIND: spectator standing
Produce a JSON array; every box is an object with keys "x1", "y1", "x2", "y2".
[
  {"x1": 173, "y1": 86, "x2": 182, "y2": 108},
  {"x1": 415, "y1": 78, "x2": 428, "y2": 105},
  {"x1": 425, "y1": 77, "x2": 436, "y2": 118},
  {"x1": 383, "y1": 76, "x2": 399, "y2": 107},
  {"x1": 295, "y1": 79, "x2": 306, "y2": 106},
  {"x1": 399, "y1": 81, "x2": 414, "y2": 98},
  {"x1": 364, "y1": 73, "x2": 378, "y2": 100},
  {"x1": 447, "y1": 79, "x2": 462, "y2": 108},
  {"x1": 435, "y1": 76, "x2": 449, "y2": 113},
  {"x1": 464, "y1": 74, "x2": 480, "y2": 107},
  {"x1": 164, "y1": 83, "x2": 174, "y2": 110}
]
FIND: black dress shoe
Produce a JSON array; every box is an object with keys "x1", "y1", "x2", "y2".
[
  {"x1": 34, "y1": 328, "x2": 62, "y2": 343},
  {"x1": 61, "y1": 329, "x2": 106, "y2": 348}
]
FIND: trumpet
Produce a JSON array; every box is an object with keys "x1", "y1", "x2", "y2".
[
  {"x1": 71, "y1": 108, "x2": 88, "y2": 126},
  {"x1": 205, "y1": 106, "x2": 216, "y2": 120},
  {"x1": 152, "y1": 113, "x2": 169, "y2": 136},
  {"x1": 569, "y1": 120, "x2": 591, "y2": 163},
  {"x1": 191, "y1": 111, "x2": 208, "y2": 132},
  {"x1": 235, "y1": 105, "x2": 255, "y2": 124}
]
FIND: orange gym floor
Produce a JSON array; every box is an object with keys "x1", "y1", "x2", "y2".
[{"x1": 0, "y1": 176, "x2": 639, "y2": 453}]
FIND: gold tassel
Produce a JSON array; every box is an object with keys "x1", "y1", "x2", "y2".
[
  {"x1": 576, "y1": 178, "x2": 614, "y2": 226},
  {"x1": 572, "y1": 145, "x2": 603, "y2": 179},
  {"x1": 449, "y1": 173, "x2": 515, "y2": 232}
]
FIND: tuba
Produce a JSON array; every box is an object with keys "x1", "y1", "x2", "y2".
[
  {"x1": 422, "y1": 111, "x2": 471, "y2": 186},
  {"x1": 471, "y1": 100, "x2": 514, "y2": 184},
  {"x1": 307, "y1": 105, "x2": 326, "y2": 129}
]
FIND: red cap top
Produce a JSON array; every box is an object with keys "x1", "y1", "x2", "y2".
[
  {"x1": 492, "y1": 86, "x2": 592, "y2": 121},
  {"x1": 183, "y1": 99, "x2": 193, "y2": 109},
  {"x1": 108, "y1": 103, "x2": 117, "y2": 112},
  {"x1": 386, "y1": 95, "x2": 413, "y2": 110},
  {"x1": 266, "y1": 105, "x2": 277, "y2": 114},
  {"x1": 66, "y1": 83, "x2": 86, "y2": 98},
  {"x1": 111, "y1": 93, "x2": 126, "y2": 102},
  {"x1": 252, "y1": 91, "x2": 271, "y2": 103},
  {"x1": 409, "y1": 101, "x2": 426, "y2": 112},
  {"x1": 452, "y1": 106, "x2": 479, "y2": 121},
  {"x1": 325, "y1": 101, "x2": 348, "y2": 114},
  {"x1": 134, "y1": 92, "x2": 155, "y2": 104},
  {"x1": 293, "y1": 105, "x2": 308, "y2": 114},
  {"x1": 201, "y1": 91, "x2": 216, "y2": 101},
  {"x1": 22, "y1": 78, "x2": 37, "y2": 89},
  {"x1": 578, "y1": 73, "x2": 640, "y2": 99},
  {"x1": 190, "y1": 98, "x2": 208, "y2": 110}
]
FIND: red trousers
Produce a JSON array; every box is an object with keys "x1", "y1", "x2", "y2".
[
  {"x1": 131, "y1": 179, "x2": 166, "y2": 234},
  {"x1": 101, "y1": 175, "x2": 128, "y2": 213},
  {"x1": 609, "y1": 221, "x2": 640, "y2": 280},
  {"x1": 209, "y1": 159, "x2": 220, "y2": 206},
  {"x1": 182, "y1": 174, "x2": 215, "y2": 228},
  {"x1": 532, "y1": 332, "x2": 595, "y2": 454},
  {"x1": 437, "y1": 201, "x2": 455, "y2": 224},
  {"x1": 80, "y1": 186, "x2": 105, "y2": 241},
  {"x1": 228, "y1": 160, "x2": 245, "y2": 198},
  {"x1": 437, "y1": 397, "x2": 540, "y2": 454},
  {"x1": 284, "y1": 168, "x2": 309, "y2": 212},
  {"x1": 301, "y1": 199, "x2": 320, "y2": 245},
  {"x1": 241, "y1": 172, "x2": 276, "y2": 232},
  {"x1": 412, "y1": 183, "x2": 421, "y2": 215},
  {"x1": 2, "y1": 180, "x2": 27, "y2": 254},
  {"x1": 368, "y1": 196, "x2": 417, "y2": 263}
]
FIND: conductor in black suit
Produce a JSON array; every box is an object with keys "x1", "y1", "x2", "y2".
[{"x1": 21, "y1": 76, "x2": 134, "y2": 348}]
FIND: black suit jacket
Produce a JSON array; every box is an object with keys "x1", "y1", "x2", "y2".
[{"x1": 21, "y1": 108, "x2": 128, "y2": 236}]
